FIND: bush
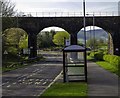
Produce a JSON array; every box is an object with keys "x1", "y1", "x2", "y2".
[
  {"x1": 89, "y1": 52, "x2": 95, "y2": 57},
  {"x1": 87, "y1": 52, "x2": 91, "y2": 56},
  {"x1": 89, "y1": 51, "x2": 104, "y2": 60},
  {"x1": 103, "y1": 55, "x2": 120, "y2": 68},
  {"x1": 94, "y1": 52, "x2": 104, "y2": 61},
  {"x1": 7, "y1": 47, "x2": 18, "y2": 55}
]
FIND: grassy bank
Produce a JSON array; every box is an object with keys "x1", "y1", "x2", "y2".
[
  {"x1": 41, "y1": 82, "x2": 87, "y2": 96},
  {"x1": 96, "y1": 61, "x2": 119, "y2": 76}
]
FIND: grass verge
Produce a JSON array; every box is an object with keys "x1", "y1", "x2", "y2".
[
  {"x1": 41, "y1": 82, "x2": 87, "y2": 96},
  {"x1": 2, "y1": 56, "x2": 45, "y2": 72},
  {"x1": 96, "y1": 61, "x2": 119, "y2": 76}
]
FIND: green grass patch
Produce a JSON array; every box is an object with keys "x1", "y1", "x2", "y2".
[
  {"x1": 41, "y1": 82, "x2": 87, "y2": 96},
  {"x1": 96, "y1": 61, "x2": 119, "y2": 76}
]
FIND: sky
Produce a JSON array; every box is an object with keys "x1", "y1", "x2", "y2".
[
  {"x1": 11, "y1": 0, "x2": 119, "y2": 16},
  {"x1": 10, "y1": 0, "x2": 120, "y2": 31}
]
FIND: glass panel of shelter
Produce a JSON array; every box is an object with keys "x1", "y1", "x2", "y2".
[{"x1": 65, "y1": 52, "x2": 85, "y2": 82}]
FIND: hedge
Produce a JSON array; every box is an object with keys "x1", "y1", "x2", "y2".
[
  {"x1": 94, "y1": 52, "x2": 104, "y2": 60},
  {"x1": 103, "y1": 55, "x2": 120, "y2": 68},
  {"x1": 89, "y1": 51, "x2": 104, "y2": 60}
]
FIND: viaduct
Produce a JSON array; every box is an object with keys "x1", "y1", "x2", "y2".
[{"x1": 3, "y1": 16, "x2": 120, "y2": 57}]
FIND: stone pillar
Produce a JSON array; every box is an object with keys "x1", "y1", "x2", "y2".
[
  {"x1": 70, "y1": 33, "x2": 78, "y2": 60},
  {"x1": 108, "y1": 33, "x2": 114, "y2": 55},
  {"x1": 112, "y1": 32, "x2": 120, "y2": 56},
  {"x1": 28, "y1": 33, "x2": 37, "y2": 58}
]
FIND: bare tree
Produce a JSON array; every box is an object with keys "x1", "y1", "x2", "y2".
[{"x1": 0, "y1": 0, "x2": 16, "y2": 17}]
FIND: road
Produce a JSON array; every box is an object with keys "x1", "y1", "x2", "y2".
[{"x1": 2, "y1": 51, "x2": 63, "y2": 97}]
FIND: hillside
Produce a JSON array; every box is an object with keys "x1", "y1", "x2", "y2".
[{"x1": 77, "y1": 29, "x2": 108, "y2": 41}]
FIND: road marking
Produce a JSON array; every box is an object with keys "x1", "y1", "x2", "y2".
[
  {"x1": 36, "y1": 79, "x2": 40, "y2": 81},
  {"x1": 40, "y1": 79, "x2": 44, "y2": 81},
  {"x1": 18, "y1": 80, "x2": 22, "y2": 82},
  {"x1": 29, "y1": 79, "x2": 34, "y2": 81},
  {"x1": 28, "y1": 82, "x2": 32, "y2": 85},
  {"x1": 13, "y1": 82, "x2": 16, "y2": 85},
  {"x1": 7, "y1": 85, "x2": 11, "y2": 88},
  {"x1": 2, "y1": 82, "x2": 9, "y2": 86},
  {"x1": 42, "y1": 82, "x2": 47, "y2": 85}
]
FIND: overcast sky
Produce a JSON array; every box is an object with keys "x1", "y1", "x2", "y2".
[{"x1": 11, "y1": 0, "x2": 119, "y2": 14}]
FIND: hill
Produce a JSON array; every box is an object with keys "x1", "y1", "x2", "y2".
[{"x1": 77, "y1": 29, "x2": 108, "y2": 41}]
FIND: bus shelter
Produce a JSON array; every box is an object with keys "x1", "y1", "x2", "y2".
[{"x1": 63, "y1": 45, "x2": 87, "y2": 82}]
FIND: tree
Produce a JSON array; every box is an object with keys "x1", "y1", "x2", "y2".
[
  {"x1": 3, "y1": 28, "x2": 28, "y2": 54},
  {"x1": 86, "y1": 38, "x2": 98, "y2": 50},
  {"x1": 37, "y1": 31, "x2": 55, "y2": 48},
  {"x1": 1, "y1": 0, "x2": 17, "y2": 31},
  {"x1": 53, "y1": 31, "x2": 70, "y2": 46},
  {"x1": 1, "y1": 0, "x2": 16, "y2": 17}
]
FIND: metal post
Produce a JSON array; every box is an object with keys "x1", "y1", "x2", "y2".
[
  {"x1": 90, "y1": 26, "x2": 92, "y2": 49},
  {"x1": 93, "y1": 14, "x2": 95, "y2": 56},
  {"x1": 83, "y1": 0, "x2": 86, "y2": 49},
  {"x1": 83, "y1": 0, "x2": 87, "y2": 82}
]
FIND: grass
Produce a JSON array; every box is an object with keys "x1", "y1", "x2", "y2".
[
  {"x1": 41, "y1": 82, "x2": 87, "y2": 96},
  {"x1": 96, "y1": 61, "x2": 119, "y2": 76}
]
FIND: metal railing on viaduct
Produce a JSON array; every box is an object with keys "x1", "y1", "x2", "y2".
[{"x1": 17, "y1": 11, "x2": 119, "y2": 17}]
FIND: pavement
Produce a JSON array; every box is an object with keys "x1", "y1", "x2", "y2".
[
  {"x1": 2, "y1": 51, "x2": 63, "y2": 97},
  {"x1": 87, "y1": 61, "x2": 119, "y2": 97}
]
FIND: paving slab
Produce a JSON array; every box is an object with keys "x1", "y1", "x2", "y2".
[{"x1": 87, "y1": 62, "x2": 119, "y2": 97}]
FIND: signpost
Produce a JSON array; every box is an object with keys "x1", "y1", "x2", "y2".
[
  {"x1": 4, "y1": 50, "x2": 8, "y2": 61},
  {"x1": 23, "y1": 48, "x2": 30, "y2": 54}
]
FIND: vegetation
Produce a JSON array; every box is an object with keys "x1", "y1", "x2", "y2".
[
  {"x1": 41, "y1": 82, "x2": 87, "y2": 96},
  {"x1": 1, "y1": 0, "x2": 16, "y2": 17},
  {"x1": 88, "y1": 50, "x2": 119, "y2": 76},
  {"x1": 2, "y1": 28, "x2": 29, "y2": 70},
  {"x1": 2, "y1": 55, "x2": 44, "y2": 72},
  {"x1": 96, "y1": 61, "x2": 119, "y2": 76},
  {"x1": 53, "y1": 31, "x2": 70, "y2": 46},
  {"x1": 86, "y1": 38, "x2": 107, "y2": 50},
  {"x1": 2, "y1": 28, "x2": 28, "y2": 55},
  {"x1": 37, "y1": 30, "x2": 69, "y2": 49},
  {"x1": 37, "y1": 30, "x2": 55, "y2": 48},
  {"x1": 103, "y1": 54, "x2": 120, "y2": 68}
]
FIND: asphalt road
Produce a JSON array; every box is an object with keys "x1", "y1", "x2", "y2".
[{"x1": 2, "y1": 51, "x2": 63, "y2": 97}]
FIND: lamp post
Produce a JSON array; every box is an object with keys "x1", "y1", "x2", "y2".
[{"x1": 83, "y1": 0, "x2": 87, "y2": 82}]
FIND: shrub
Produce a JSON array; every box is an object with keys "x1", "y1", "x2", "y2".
[
  {"x1": 87, "y1": 52, "x2": 91, "y2": 56},
  {"x1": 89, "y1": 52, "x2": 95, "y2": 57},
  {"x1": 94, "y1": 52, "x2": 104, "y2": 61},
  {"x1": 89, "y1": 51, "x2": 104, "y2": 60},
  {"x1": 103, "y1": 55, "x2": 120, "y2": 68},
  {"x1": 7, "y1": 47, "x2": 18, "y2": 55}
]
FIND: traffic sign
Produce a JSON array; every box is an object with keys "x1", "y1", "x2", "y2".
[{"x1": 4, "y1": 50, "x2": 8, "y2": 54}]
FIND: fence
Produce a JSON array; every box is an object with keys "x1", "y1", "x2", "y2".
[{"x1": 17, "y1": 11, "x2": 119, "y2": 17}]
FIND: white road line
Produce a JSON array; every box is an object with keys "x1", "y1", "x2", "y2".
[
  {"x1": 42, "y1": 82, "x2": 47, "y2": 85},
  {"x1": 2, "y1": 82, "x2": 9, "y2": 86},
  {"x1": 13, "y1": 82, "x2": 16, "y2": 84},
  {"x1": 6, "y1": 85, "x2": 11, "y2": 88}
]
